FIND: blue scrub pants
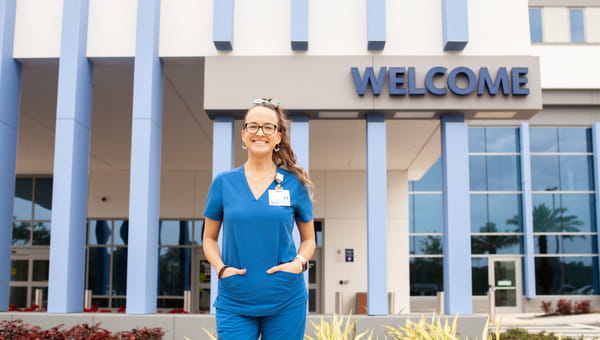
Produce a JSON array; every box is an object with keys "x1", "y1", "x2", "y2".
[{"x1": 216, "y1": 301, "x2": 306, "y2": 340}]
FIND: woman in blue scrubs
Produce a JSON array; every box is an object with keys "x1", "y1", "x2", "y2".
[{"x1": 203, "y1": 98, "x2": 315, "y2": 340}]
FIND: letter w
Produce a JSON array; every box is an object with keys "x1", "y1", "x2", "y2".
[{"x1": 351, "y1": 67, "x2": 387, "y2": 96}]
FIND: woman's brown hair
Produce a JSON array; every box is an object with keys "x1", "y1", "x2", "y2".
[{"x1": 246, "y1": 100, "x2": 314, "y2": 197}]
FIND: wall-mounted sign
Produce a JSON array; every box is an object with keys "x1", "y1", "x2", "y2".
[
  {"x1": 345, "y1": 248, "x2": 354, "y2": 262},
  {"x1": 351, "y1": 66, "x2": 530, "y2": 97}
]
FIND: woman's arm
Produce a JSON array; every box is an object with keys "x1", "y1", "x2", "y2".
[
  {"x1": 266, "y1": 219, "x2": 316, "y2": 274},
  {"x1": 203, "y1": 217, "x2": 246, "y2": 278}
]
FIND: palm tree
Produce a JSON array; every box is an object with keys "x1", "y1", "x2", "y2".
[{"x1": 471, "y1": 222, "x2": 520, "y2": 254}]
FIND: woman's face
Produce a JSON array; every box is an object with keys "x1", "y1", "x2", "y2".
[{"x1": 242, "y1": 106, "x2": 282, "y2": 157}]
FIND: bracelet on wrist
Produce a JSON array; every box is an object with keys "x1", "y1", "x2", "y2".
[
  {"x1": 218, "y1": 265, "x2": 230, "y2": 279},
  {"x1": 295, "y1": 255, "x2": 308, "y2": 272}
]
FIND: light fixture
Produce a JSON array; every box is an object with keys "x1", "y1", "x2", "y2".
[
  {"x1": 318, "y1": 111, "x2": 359, "y2": 119},
  {"x1": 474, "y1": 111, "x2": 517, "y2": 119},
  {"x1": 393, "y1": 112, "x2": 435, "y2": 119}
]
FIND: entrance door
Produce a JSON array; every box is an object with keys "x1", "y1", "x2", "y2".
[
  {"x1": 191, "y1": 247, "x2": 211, "y2": 313},
  {"x1": 308, "y1": 248, "x2": 322, "y2": 313},
  {"x1": 9, "y1": 248, "x2": 50, "y2": 309},
  {"x1": 489, "y1": 257, "x2": 521, "y2": 313}
]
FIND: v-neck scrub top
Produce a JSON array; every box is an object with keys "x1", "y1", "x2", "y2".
[{"x1": 203, "y1": 166, "x2": 313, "y2": 316}]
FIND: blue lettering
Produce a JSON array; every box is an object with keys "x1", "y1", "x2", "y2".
[
  {"x1": 511, "y1": 67, "x2": 529, "y2": 96},
  {"x1": 424, "y1": 67, "x2": 447, "y2": 96},
  {"x1": 448, "y1": 67, "x2": 476, "y2": 96},
  {"x1": 388, "y1": 67, "x2": 406, "y2": 96},
  {"x1": 351, "y1": 67, "x2": 387, "y2": 96},
  {"x1": 407, "y1": 67, "x2": 426, "y2": 95},
  {"x1": 477, "y1": 67, "x2": 509, "y2": 96}
]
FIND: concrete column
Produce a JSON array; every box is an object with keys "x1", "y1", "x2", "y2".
[
  {"x1": 520, "y1": 123, "x2": 536, "y2": 298},
  {"x1": 47, "y1": 0, "x2": 93, "y2": 313},
  {"x1": 0, "y1": 0, "x2": 21, "y2": 312},
  {"x1": 366, "y1": 113, "x2": 388, "y2": 315},
  {"x1": 440, "y1": 114, "x2": 472, "y2": 314},
  {"x1": 592, "y1": 123, "x2": 600, "y2": 294},
  {"x1": 209, "y1": 114, "x2": 235, "y2": 314},
  {"x1": 125, "y1": 0, "x2": 163, "y2": 314}
]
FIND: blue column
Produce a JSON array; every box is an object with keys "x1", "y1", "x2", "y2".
[
  {"x1": 213, "y1": 0, "x2": 234, "y2": 50},
  {"x1": 366, "y1": 113, "x2": 387, "y2": 315},
  {"x1": 291, "y1": 0, "x2": 308, "y2": 50},
  {"x1": 440, "y1": 114, "x2": 472, "y2": 315},
  {"x1": 47, "y1": 0, "x2": 92, "y2": 313},
  {"x1": 441, "y1": 0, "x2": 469, "y2": 51},
  {"x1": 0, "y1": 0, "x2": 20, "y2": 312},
  {"x1": 126, "y1": 0, "x2": 162, "y2": 314},
  {"x1": 520, "y1": 123, "x2": 536, "y2": 298},
  {"x1": 291, "y1": 113, "x2": 310, "y2": 291},
  {"x1": 209, "y1": 114, "x2": 235, "y2": 314},
  {"x1": 592, "y1": 123, "x2": 600, "y2": 294},
  {"x1": 367, "y1": 0, "x2": 386, "y2": 50}
]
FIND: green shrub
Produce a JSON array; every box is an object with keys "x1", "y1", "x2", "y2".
[{"x1": 304, "y1": 313, "x2": 372, "y2": 340}]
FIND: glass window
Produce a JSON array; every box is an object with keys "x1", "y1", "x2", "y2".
[
  {"x1": 10, "y1": 260, "x2": 28, "y2": 281},
  {"x1": 471, "y1": 194, "x2": 522, "y2": 233},
  {"x1": 472, "y1": 258, "x2": 489, "y2": 295},
  {"x1": 32, "y1": 222, "x2": 51, "y2": 246},
  {"x1": 193, "y1": 220, "x2": 205, "y2": 245},
  {"x1": 560, "y1": 156, "x2": 594, "y2": 190},
  {"x1": 485, "y1": 128, "x2": 520, "y2": 153},
  {"x1": 469, "y1": 156, "x2": 487, "y2": 191},
  {"x1": 530, "y1": 128, "x2": 557, "y2": 153},
  {"x1": 410, "y1": 236, "x2": 442, "y2": 255},
  {"x1": 533, "y1": 194, "x2": 594, "y2": 233},
  {"x1": 569, "y1": 8, "x2": 585, "y2": 43},
  {"x1": 471, "y1": 235, "x2": 522, "y2": 254},
  {"x1": 470, "y1": 156, "x2": 520, "y2": 191},
  {"x1": 159, "y1": 247, "x2": 191, "y2": 296},
  {"x1": 87, "y1": 247, "x2": 111, "y2": 295},
  {"x1": 410, "y1": 159, "x2": 442, "y2": 192},
  {"x1": 12, "y1": 222, "x2": 31, "y2": 245},
  {"x1": 32, "y1": 260, "x2": 49, "y2": 281},
  {"x1": 535, "y1": 256, "x2": 599, "y2": 295},
  {"x1": 13, "y1": 178, "x2": 33, "y2": 220},
  {"x1": 33, "y1": 178, "x2": 52, "y2": 220},
  {"x1": 88, "y1": 220, "x2": 112, "y2": 245},
  {"x1": 114, "y1": 220, "x2": 129, "y2": 246},
  {"x1": 159, "y1": 220, "x2": 192, "y2": 246},
  {"x1": 469, "y1": 128, "x2": 486, "y2": 153},
  {"x1": 558, "y1": 128, "x2": 591, "y2": 152},
  {"x1": 529, "y1": 8, "x2": 543, "y2": 43},
  {"x1": 531, "y1": 155, "x2": 559, "y2": 191},
  {"x1": 112, "y1": 247, "x2": 128, "y2": 295},
  {"x1": 410, "y1": 258, "x2": 443, "y2": 296},
  {"x1": 535, "y1": 234, "x2": 597, "y2": 254},
  {"x1": 409, "y1": 194, "x2": 443, "y2": 233}
]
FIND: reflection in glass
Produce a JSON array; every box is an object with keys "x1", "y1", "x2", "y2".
[
  {"x1": 159, "y1": 247, "x2": 190, "y2": 296},
  {"x1": 558, "y1": 127, "x2": 591, "y2": 152},
  {"x1": 160, "y1": 220, "x2": 192, "y2": 246},
  {"x1": 471, "y1": 258, "x2": 488, "y2": 295},
  {"x1": 535, "y1": 235, "x2": 596, "y2": 254},
  {"x1": 13, "y1": 178, "x2": 33, "y2": 220},
  {"x1": 410, "y1": 258, "x2": 442, "y2": 296},
  {"x1": 88, "y1": 247, "x2": 110, "y2": 295},
  {"x1": 33, "y1": 178, "x2": 53, "y2": 220},
  {"x1": 560, "y1": 156, "x2": 594, "y2": 191},
  {"x1": 471, "y1": 194, "x2": 522, "y2": 233},
  {"x1": 530, "y1": 128, "x2": 558, "y2": 153},
  {"x1": 112, "y1": 247, "x2": 128, "y2": 295},
  {"x1": 32, "y1": 222, "x2": 51, "y2": 245},
  {"x1": 471, "y1": 234, "x2": 522, "y2": 254},
  {"x1": 193, "y1": 220, "x2": 205, "y2": 245},
  {"x1": 535, "y1": 256, "x2": 599, "y2": 295},
  {"x1": 531, "y1": 197, "x2": 589, "y2": 233},
  {"x1": 12, "y1": 222, "x2": 31, "y2": 245},
  {"x1": 495, "y1": 289, "x2": 517, "y2": 307},
  {"x1": 409, "y1": 194, "x2": 443, "y2": 233},
  {"x1": 469, "y1": 127, "x2": 519, "y2": 153},
  {"x1": 9, "y1": 287, "x2": 27, "y2": 308},
  {"x1": 11, "y1": 260, "x2": 28, "y2": 281},
  {"x1": 409, "y1": 159, "x2": 442, "y2": 192},
  {"x1": 114, "y1": 220, "x2": 129, "y2": 245},
  {"x1": 410, "y1": 236, "x2": 442, "y2": 255},
  {"x1": 531, "y1": 155, "x2": 559, "y2": 191},
  {"x1": 32, "y1": 260, "x2": 49, "y2": 281},
  {"x1": 469, "y1": 127, "x2": 486, "y2": 152},
  {"x1": 469, "y1": 155, "x2": 523, "y2": 191}
]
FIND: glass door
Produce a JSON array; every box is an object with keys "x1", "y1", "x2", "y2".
[
  {"x1": 10, "y1": 248, "x2": 49, "y2": 309},
  {"x1": 489, "y1": 257, "x2": 521, "y2": 313},
  {"x1": 191, "y1": 247, "x2": 211, "y2": 313}
]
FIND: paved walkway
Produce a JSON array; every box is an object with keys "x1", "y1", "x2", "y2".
[{"x1": 490, "y1": 313, "x2": 600, "y2": 339}]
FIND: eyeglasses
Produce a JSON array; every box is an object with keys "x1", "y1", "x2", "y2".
[{"x1": 244, "y1": 122, "x2": 278, "y2": 135}]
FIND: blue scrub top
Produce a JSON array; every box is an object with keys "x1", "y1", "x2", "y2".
[{"x1": 203, "y1": 166, "x2": 313, "y2": 316}]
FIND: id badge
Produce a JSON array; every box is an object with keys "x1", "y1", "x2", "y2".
[{"x1": 268, "y1": 189, "x2": 291, "y2": 206}]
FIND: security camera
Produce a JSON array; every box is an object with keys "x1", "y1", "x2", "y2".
[{"x1": 101, "y1": 197, "x2": 108, "y2": 202}]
